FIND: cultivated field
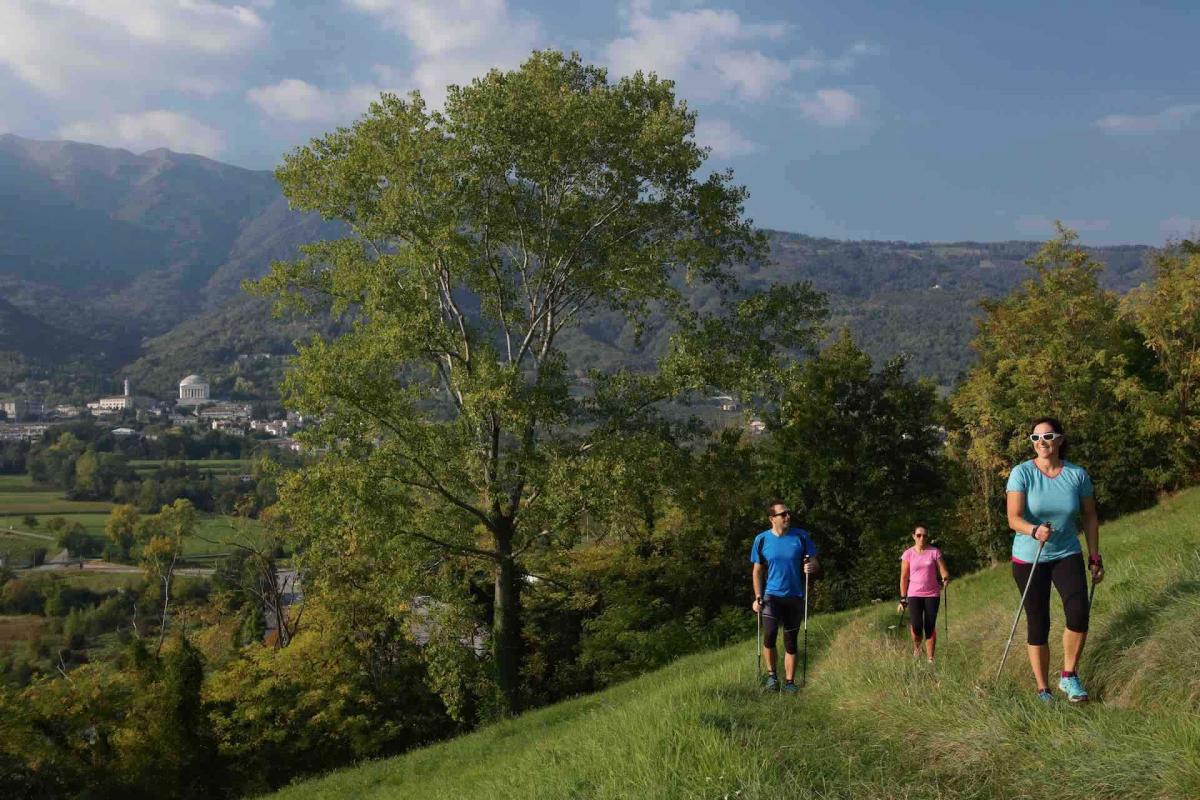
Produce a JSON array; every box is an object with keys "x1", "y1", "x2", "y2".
[{"x1": 0, "y1": 472, "x2": 266, "y2": 566}]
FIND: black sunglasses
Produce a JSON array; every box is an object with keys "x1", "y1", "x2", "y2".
[{"x1": 770, "y1": 510, "x2": 792, "y2": 518}]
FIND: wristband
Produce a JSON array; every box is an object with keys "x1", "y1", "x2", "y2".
[{"x1": 1088, "y1": 554, "x2": 1102, "y2": 566}]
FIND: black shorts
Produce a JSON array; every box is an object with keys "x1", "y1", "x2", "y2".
[
  {"x1": 1011, "y1": 553, "x2": 1089, "y2": 646},
  {"x1": 761, "y1": 594, "x2": 804, "y2": 655}
]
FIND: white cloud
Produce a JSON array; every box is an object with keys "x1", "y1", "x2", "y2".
[
  {"x1": 828, "y1": 40, "x2": 881, "y2": 73},
  {"x1": 606, "y1": 3, "x2": 798, "y2": 103},
  {"x1": 345, "y1": 0, "x2": 540, "y2": 104},
  {"x1": 1014, "y1": 216, "x2": 1111, "y2": 237},
  {"x1": 1160, "y1": 216, "x2": 1200, "y2": 239},
  {"x1": 247, "y1": 79, "x2": 382, "y2": 123},
  {"x1": 797, "y1": 89, "x2": 861, "y2": 126},
  {"x1": 67, "y1": 0, "x2": 266, "y2": 53},
  {"x1": 604, "y1": 4, "x2": 878, "y2": 105},
  {"x1": 1095, "y1": 104, "x2": 1200, "y2": 135},
  {"x1": 694, "y1": 118, "x2": 756, "y2": 158},
  {"x1": 58, "y1": 111, "x2": 226, "y2": 157},
  {"x1": 0, "y1": 1, "x2": 266, "y2": 96}
]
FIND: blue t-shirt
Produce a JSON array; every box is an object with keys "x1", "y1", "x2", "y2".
[
  {"x1": 1006, "y1": 459, "x2": 1094, "y2": 562},
  {"x1": 749, "y1": 528, "x2": 818, "y2": 598}
]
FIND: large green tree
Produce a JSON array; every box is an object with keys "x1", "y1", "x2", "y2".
[
  {"x1": 948, "y1": 227, "x2": 1170, "y2": 558},
  {"x1": 1124, "y1": 239, "x2": 1200, "y2": 483},
  {"x1": 252, "y1": 51, "x2": 824, "y2": 714}
]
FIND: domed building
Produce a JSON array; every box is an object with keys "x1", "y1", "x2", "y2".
[{"x1": 177, "y1": 374, "x2": 211, "y2": 406}]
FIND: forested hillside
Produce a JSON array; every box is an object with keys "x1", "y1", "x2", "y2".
[{"x1": 0, "y1": 134, "x2": 1155, "y2": 400}]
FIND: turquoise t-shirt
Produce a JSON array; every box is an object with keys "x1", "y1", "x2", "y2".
[{"x1": 1006, "y1": 459, "x2": 1094, "y2": 562}]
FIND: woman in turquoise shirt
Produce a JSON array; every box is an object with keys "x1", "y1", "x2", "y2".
[{"x1": 1005, "y1": 417, "x2": 1104, "y2": 703}]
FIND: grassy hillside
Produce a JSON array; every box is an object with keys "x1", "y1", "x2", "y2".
[{"x1": 268, "y1": 488, "x2": 1200, "y2": 800}]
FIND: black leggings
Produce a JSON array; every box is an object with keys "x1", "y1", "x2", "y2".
[
  {"x1": 1011, "y1": 553, "x2": 1089, "y2": 646},
  {"x1": 907, "y1": 595, "x2": 940, "y2": 639},
  {"x1": 761, "y1": 595, "x2": 803, "y2": 655}
]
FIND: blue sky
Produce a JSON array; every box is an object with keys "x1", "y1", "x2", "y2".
[{"x1": 1, "y1": 0, "x2": 1196, "y2": 245}]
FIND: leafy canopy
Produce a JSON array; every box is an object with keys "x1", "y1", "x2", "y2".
[{"x1": 251, "y1": 50, "x2": 826, "y2": 713}]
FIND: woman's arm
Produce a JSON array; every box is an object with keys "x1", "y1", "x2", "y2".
[
  {"x1": 937, "y1": 556, "x2": 950, "y2": 583},
  {"x1": 899, "y1": 559, "x2": 910, "y2": 598},
  {"x1": 1080, "y1": 496, "x2": 1103, "y2": 583},
  {"x1": 1007, "y1": 491, "x2": 1050, "y2": 541}
]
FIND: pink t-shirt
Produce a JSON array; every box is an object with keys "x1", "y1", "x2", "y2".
[{"x1": 901, "y1": 546, "x2": 942, "y2": 598}]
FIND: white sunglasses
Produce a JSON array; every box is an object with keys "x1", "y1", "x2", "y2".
[{"x1": 1029, "y1": 432, "x2": 1063, "y2": 443}]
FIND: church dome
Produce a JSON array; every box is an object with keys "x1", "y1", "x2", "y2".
[{"x1": 180, "y1": 374, "x2": 206, "y2": 386}]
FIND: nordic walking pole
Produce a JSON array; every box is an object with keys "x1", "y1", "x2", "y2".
[
  {"x1": 801, "y1": 556, "x2": 811, "y2": 688},
  {"x1": 755, "y1": 605, "x2": 762, "y2": 684},
  {"x1": 942, "y1": 579, "x2": 948, "y2": 643},
  {"x1": 996, "y1": 537, "x2": 1046, "y2": 682}
]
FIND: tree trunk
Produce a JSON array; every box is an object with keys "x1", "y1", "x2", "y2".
[{"x1": 492, "y1": 518, "x2": 522, "y2": 715}]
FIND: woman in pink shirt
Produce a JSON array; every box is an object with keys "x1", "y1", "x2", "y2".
[{"x1": 899, "y1": 524, "x2": 950, "y2": 662}]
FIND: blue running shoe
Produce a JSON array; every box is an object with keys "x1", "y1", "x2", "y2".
[
  {"x1": 1036, "y1": 689, "x2": 1054, "y2": 705},
  {"x1": 1059, "y1": 674, "x2": 1089, "y2": 702},
  {"x1": 783, "y1": 680, "x2": 799, "y2": 694},
  {"x1": 763, "y1": 673, "x2": 779, "y2": 692}
]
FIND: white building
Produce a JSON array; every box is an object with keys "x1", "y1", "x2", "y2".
[
  {"x1": 87, "y1": 379, "x2": 134, "y2": 413},
  {"x1": 177, "y1": 374, "x2": 211, "y2": 406},
  {"x1": 0, "y1": 399, "x2": 27, "y2": 419},
  {"x1": 198, "y1": 402, "x2": 251, "y2": 421}
]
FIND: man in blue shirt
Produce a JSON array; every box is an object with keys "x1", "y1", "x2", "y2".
[{"x1": 750, "y1": 499, "x2": 820, "y2": 692}]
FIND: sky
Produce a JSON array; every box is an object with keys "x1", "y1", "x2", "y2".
[{"x1": 1, "y1": 0, "x2": 1197, "y2": 245}]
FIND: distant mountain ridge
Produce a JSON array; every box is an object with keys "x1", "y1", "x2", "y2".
[{"x1": 0, "y1": 134, "x2": 1155, "y2": 399}]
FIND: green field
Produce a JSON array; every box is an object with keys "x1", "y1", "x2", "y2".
[
  {"x1": 0, "y1": 493, "x2": 115, "y2": 516},
  {"x1": 2, "y1": 512, "x2": 262, "y2": 561},
  {"x1": 269, "y1": 489, "x2": 1200, "y2": 800},
  {"x1": 0, "y1": 531, "x2": 56, "y2": 565},
  {"x1": 128, "y1": 459, "x2": 252, "y2": 476},
  {"x1": 0, "y1": 474, "x2": 44, "y2": 492},
  {"x1": 0, "y1": 473, "x2": 264, "y2": 564}
]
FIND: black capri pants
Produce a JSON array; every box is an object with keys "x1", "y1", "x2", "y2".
[
  {"x1": 907, "y1": 595, "x2": 940, "y2": 638},
  {"x1": 1011, "y1": 553, "x2": 1089, "y2": 646},
  {"x1": 761, "y1": 595, "x2": 804, "y2": 655}
]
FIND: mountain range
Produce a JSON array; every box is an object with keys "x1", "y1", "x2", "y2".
[{"x1": 0, "y1": 133, "x2": 1154, "y2": 401}]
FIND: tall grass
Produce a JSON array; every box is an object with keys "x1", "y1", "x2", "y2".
[{"x1": 267, "y1": 489, "x2": 1200, "y2": 800}]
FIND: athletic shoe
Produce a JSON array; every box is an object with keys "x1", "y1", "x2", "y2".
[
  {"x1": 763, "y1": 673, "x2": 779, "y2": 692},
  {"x1": 783, "y1": 681, "x2": 799, "y2": 694},
  {"x1": 1058, "y1": 674, "x2": 1089, "y2": 703},
  {"x1": 1036, "y1": 689, "x2": 1054, "y2": 704}
]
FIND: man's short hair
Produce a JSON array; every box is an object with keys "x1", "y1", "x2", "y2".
[{"x1": 765, "y1": 498, "x2": 787, "y2": 515}]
